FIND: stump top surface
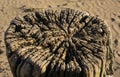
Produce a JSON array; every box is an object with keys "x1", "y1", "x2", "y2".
[{"x1": 5, "y1": 9, "x2": 112, "y2": 77}]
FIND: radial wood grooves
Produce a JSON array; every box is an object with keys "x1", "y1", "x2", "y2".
[{"x1": 5, "y1": 9, "x2": 113, "y2": 77}]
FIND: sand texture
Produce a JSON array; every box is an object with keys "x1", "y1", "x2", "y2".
[{"x1": 0, "y1": 0, "x2": 120, "y2": 77}]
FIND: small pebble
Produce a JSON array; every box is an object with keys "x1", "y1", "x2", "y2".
[
  {"x1": 0, "y1": 9, "x2": 3, "y2": 12},
  {"x1": 62, "y1": 3, "x2": 67, "y2": 6},
  {"x1": 111, "y1": 18, "x2": 115, "y2": 22},
  {"x1": 118, "y1": 23, "x2": 120, "y2": 27},
  {"x1": 114, "y1": 39, "x2": 118, "y2": 47},
  {"x1": 118, "y1": 15, "x2": 120, "y2": 19},
  {"x1": 48, "y1": 5, "x2": 52, "y2": 8},
  {"x1": 0, "y1": 40, "x2": 2, "y2": 43},
  {"x1": 76, "y1": 2, "x2": 81, "y2": 7},
  {"x1": 57, "y1": 5, "x2": 60, "y2": 7}
]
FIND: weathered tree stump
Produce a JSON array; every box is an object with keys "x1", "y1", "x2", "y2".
[{"x1": 5, "y1": 9, "x2": 113, "y2": 77}]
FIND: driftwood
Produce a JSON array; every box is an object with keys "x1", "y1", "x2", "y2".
[{"x1": 5, "y1": 9, "x2": 113, "y2": 77}]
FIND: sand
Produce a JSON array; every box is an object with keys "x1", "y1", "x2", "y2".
[{"x1": 0, "y1": 0, "x2": 120, "y2": 77}]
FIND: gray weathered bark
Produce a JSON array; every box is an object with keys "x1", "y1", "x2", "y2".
[{"x1": 5, "y1": 9, "x2": 113, "y2": 77}]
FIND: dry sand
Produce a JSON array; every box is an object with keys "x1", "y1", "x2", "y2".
[{"x1": 0, "y1": 0, "x2": 120, "y2": 77}]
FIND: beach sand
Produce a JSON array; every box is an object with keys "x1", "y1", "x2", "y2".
[{"x1": 0, "y1": 0, "x2": 120, "y2": 77}]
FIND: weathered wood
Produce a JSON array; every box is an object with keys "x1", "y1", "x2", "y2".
[{"x1": 5, "y1": 8, "x2": 113, "y2": 77}]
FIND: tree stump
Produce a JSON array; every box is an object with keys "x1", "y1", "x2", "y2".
[{"x1": 4, "y1": 9, "x2": 113, "y2": 77}]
